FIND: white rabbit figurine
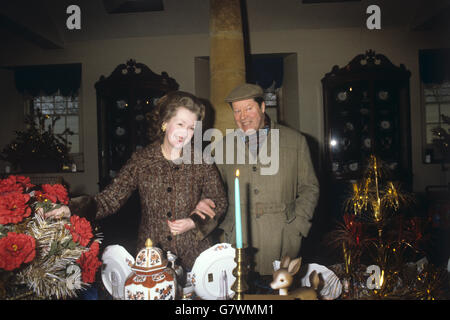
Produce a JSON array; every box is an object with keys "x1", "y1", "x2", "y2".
[{"x1": 270, "y1": 256, "x2": 321, "y2": 300}]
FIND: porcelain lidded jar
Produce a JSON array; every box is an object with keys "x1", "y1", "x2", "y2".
[{"x1": 124, "y1": 238, "x2": 177, "y2": 300}]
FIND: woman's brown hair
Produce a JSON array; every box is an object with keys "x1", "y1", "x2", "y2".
[{"x1": 149, "y1": 91, "x2": 205, "y2": 143}]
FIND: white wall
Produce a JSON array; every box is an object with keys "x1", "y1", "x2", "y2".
[
  {"x1": 0, "y1": 26, "x2": 448, "y2": 194},
  {"x1": 282, "y1": 53, "x2": 300, "y2": 131}
]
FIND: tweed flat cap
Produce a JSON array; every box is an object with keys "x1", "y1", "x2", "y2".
[{"x1": 224, "y1": 83, "x2": 264, "y2": 103}]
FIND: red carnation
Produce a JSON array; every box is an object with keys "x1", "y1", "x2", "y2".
[
  {"x1": 33, "y1": 190, "x2": 46, "y2": 202},
  {"x1": 40, "y1": 184, "x2": 69, "y2": 205},
  {"x1": 0, "y1": 232, "x2": 36, "y2": 271},
  {"x1": 77, "y1": 241, "x2": 102, "y2": 283},
  {"x1": 0, "y1": 175, "x2": 35, "y2": 195},
  {"x1": 0, "y1": 177, "x2": 22, "y2": 195},
  {"x1": 33, "y1": 190, "x2": 53, "y2": 204},
  {"x1": 33, "y1": 190, "x2": 55, "y2": 204},
  {"x1": 14, "y1": 176, "x2": 35, "y2": 190},
  {"x1": 65, "y1": 215, "x2": 93, "y2": 247},
  {"x1": 0, "y1": 191, "x2": 32, "y2": 224}
]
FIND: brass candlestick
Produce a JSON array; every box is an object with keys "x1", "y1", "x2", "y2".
[{"x1": 231, "y1": 247, "x2": 248, "y2": 300}]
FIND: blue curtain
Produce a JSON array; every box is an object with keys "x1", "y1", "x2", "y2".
[
  {"x1": 14, "y1": 63, "x2": 81, "y2": 97},
  {"x1": 247, "y1": 56, "x2": 283, "y2": 89},
  {"x1": 419, "y1": 49, "x2": 450, "y2": 84}
]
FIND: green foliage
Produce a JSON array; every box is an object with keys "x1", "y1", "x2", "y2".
[
  {"x1": 0, "y1": 224, "x2": 8, "y2": 239},
  {"x1": 48, "y1": 238, "x2": 77, "y2": 257},
  {"x1": 32, "y1": 201, "x2": 61, "y2": 214}
]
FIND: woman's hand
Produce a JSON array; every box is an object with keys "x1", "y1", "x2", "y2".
[
  {"x1": 190, "y1": 198, "x2": 216, "y2": 220},
  {"x1": 167, "y1": 218, "x2": 195, "y2": 236},
  {"x1": 37, "y1": 204, "x2": 71, "y2": 219}
]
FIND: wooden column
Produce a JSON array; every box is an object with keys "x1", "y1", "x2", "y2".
[{"x1": 209, "y1": 0, "x2": 246, "y2": 134}]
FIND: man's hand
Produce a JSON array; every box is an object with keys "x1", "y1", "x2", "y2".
[{"x1": 190, "y1": 198, "x2": 216, "y2": 220}]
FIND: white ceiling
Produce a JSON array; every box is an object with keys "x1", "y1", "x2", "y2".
[{"x1": 0, "y1": 0, "x2": 449, "y2": 49}]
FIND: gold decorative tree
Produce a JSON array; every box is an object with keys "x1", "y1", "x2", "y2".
[{"x1": 327, "y1": 155, "x2": 449, "y2": 299}]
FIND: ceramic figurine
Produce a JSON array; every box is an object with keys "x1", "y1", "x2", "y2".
[
  {"x1": 124, "y1": 238, "x2": 177, "y2": 300},
  {"x1": 270, "y1": 256, "x2": 321, "y2": 300}
]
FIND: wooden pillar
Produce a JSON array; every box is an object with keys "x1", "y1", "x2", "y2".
[{"x1": 209, "y1": 0, "x2": 246, "y2": 134}]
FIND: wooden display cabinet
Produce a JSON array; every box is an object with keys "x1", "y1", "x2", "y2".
[{"x1": 322, "y1": 50, "x2": 412, "y2": 188}]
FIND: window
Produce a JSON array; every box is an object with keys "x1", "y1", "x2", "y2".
[
  {"x1": 12, "y1": 63, "x2": 83, "y2": 171},
  {"x1": 422, "y1": 81, "x2": 450, "y2": 162},
  {"x1": 31, "y1": 90, "x2": 83, "y2": 170},
  {"x1": 419, "y1": 48, "x2": 450, "y2": 164}
]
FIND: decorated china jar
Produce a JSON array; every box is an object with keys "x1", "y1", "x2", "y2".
[{"x1": 124, "y1": 238, "x2": 177, "y2": 300}]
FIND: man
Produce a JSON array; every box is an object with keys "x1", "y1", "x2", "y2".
[{"x1": 214, "y1": 83, "x2": 320, "y2": 276}]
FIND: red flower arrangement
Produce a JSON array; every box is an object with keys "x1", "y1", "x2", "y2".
[
  {"x1": 0, "y1": 175, "x2": 102, "y2": 299},
  {"x1": 0, "y1": 175, "x2": 34, "y2": 195},
  {"x1": 0, "y1": 191, "x2": 31, "y2": 224},
  {"x1": 65, "y1": 215, "x2": 93, "y2": 247},
  {"x1": 77, "y1": 241, "x2": 102, "y2": 283},
  {"x1": 0, "y1": 232, "x2": 36, "y2": 271},
  {"x1": 37, "y1": 183, "x2": 69, "y2": 205}
]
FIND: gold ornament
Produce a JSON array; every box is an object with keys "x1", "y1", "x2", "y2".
[
  {"x1": 161, "y1": 123, "x2": 167, "y2": 132},
  {"x1": 345, "y1": 155, "x2": 413, "y2": 224},
  {"x1": 343, "y1": 242, "x2": 351, "y2": 275}
]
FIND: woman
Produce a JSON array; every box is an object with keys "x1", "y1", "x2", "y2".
[{"x1": 50, "y1": 91, "x2": 227, "y2": 270}]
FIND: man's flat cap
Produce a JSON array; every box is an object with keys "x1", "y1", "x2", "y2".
[{"x1": 224, "y1": 83, "x2": 264, "y2": 103}]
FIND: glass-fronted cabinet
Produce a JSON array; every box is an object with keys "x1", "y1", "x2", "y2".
[{"x1": 322, "y1": 50, "x2": 412, "y2": 187}]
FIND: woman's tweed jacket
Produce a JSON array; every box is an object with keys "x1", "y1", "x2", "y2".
[{"x1": 94, "y1": 141, "x2": 228, "y2": 270}]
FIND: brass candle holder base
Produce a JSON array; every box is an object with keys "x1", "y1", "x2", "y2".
[{"x1": 231, "y1": 247, "x2": 248, "y2": 300}]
